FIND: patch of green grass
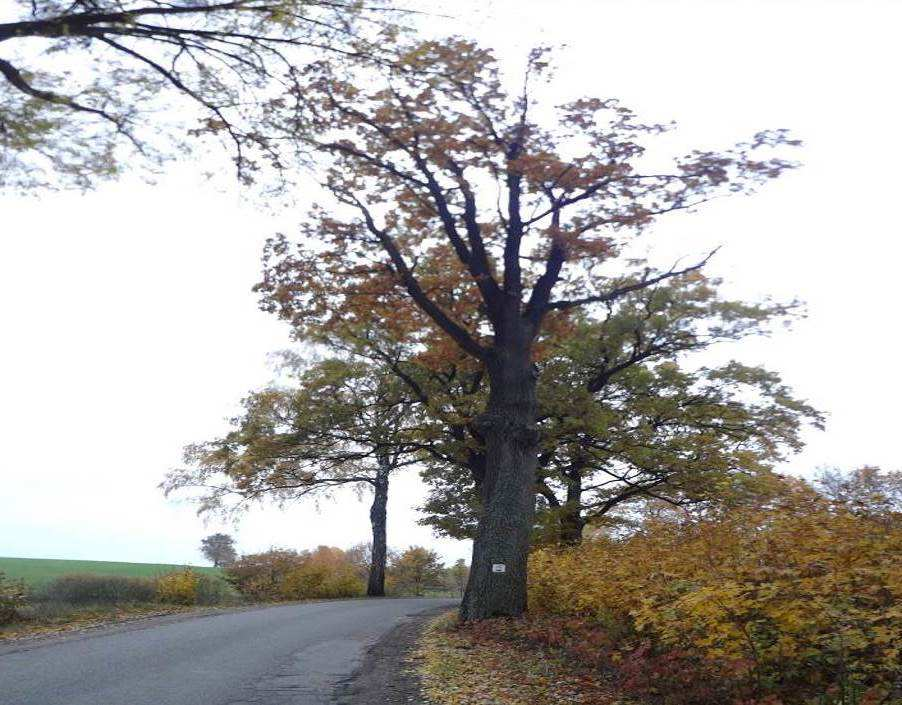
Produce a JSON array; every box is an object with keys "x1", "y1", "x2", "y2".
[{"x1": 0, "y1": 556, "x2": 222, "y2": 588}]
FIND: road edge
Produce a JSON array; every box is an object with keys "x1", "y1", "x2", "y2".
[
  {"x1": 334, "y1": 603, "x2": 455, "y2": 705},
  {"x1": 0, "y1": 597, "x2": 428, "y2": 656}
]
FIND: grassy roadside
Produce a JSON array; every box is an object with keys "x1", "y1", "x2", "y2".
[
  {"x1": 416, "y1": 612, "x2": 619, "y2": 705},
  {"x1": 0, "y1": 603, "x2": 208, "y2": 641},
  {"x1": 0, "y1": 568, "x2": 240, "y2": 641}
]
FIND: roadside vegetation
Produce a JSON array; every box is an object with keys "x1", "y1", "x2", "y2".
[
  {"x1": 419, "y1": 468, "x2": 902, "y2": 705},
  {"x1": 0, "y1": 568, "x2": 236, "y2": 638},
  {"x1": 223, "y1": 544, "x2": 459, "y2": 602},
  {"x1": 0, "y1": 542, "x2": 463, "y2": 639}
]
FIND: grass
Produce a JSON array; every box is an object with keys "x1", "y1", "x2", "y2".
[
  {"x1": 0, "y1": 558, "x2": 238, "y2": 641},
  {"x1": 0, "y1": 603, "x2": 195, "y2": 640},
  {"x1": 0, "y1": 556, "x2": 222, "y2": 587}
]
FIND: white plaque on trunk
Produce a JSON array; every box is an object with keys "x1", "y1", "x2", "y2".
[{"x1": 491, "y1": 563, "x2": 506, "y2": 573}]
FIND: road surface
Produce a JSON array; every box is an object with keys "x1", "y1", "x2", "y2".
[{"x1": 0, "y1": 598, "x2": 455, "y2": 705}]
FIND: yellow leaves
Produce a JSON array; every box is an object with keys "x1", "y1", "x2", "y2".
[
  {"x1": 527, "y1": 487, "x2": 902, "y2": 701},
  {"x1": 155, "y1": 569, "x2": 200, "y2": 605}
]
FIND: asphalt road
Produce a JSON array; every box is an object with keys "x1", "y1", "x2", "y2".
[{"x1": 0, "y1": 598, "x2": 455, "y2": 705}]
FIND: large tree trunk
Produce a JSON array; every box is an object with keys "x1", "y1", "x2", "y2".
[
  {"x1": 367, "y1": 462, "x2": 390, "y2": 598},
  {"x1": 460, "y1": 346, "x2": 538, "y2": 620}
]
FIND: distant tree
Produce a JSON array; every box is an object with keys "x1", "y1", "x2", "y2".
[
  {"x1": 816, "y1": 466, "x2": 902, "y2": 527},
  {"x1": 389, "y1": 546, "x2": 445, "y2": 597},
  {"x1": 447, "y1": 559, "x2": 469, "y2": 598},
  {"x1": 200, "y1": 533, "x2": 237, "y2": 567},
  {"x1": 162, "y1": 357, "x2": 419, "y2": 597}
]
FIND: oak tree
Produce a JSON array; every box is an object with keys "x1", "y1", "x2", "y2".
[
  {"x1": 417, "y1": 273, "x2": 822, "y2": 545},
  {"x1": 258, "y1": 39, "x2": 798, "y2": 618}
]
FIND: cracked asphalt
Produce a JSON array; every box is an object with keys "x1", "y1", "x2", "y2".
[{"x1": 0, "y1": 598, "x2": 455, "y2": 705}]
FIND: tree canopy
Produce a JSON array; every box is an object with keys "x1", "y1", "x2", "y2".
[
  {"x1": 0, "y1": 0, "x2": 392, "y2": 188},
  {"x1": 200, "y1": 532, "x2": 237, "y2": 567}
]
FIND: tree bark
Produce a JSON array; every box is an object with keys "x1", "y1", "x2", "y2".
[
  {"x1": 559, "y1": 468, "x2": 585, "y2": 546},
  {"x1": 460, "y1": 344, "x2": 538, "y2": 620},
  {"x1": 367, "y1": 461, "x2": 390, "y2": 598}
]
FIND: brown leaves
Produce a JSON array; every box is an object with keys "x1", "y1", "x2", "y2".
[{"x1": 417, "y1": 613, "x2": 617, "y2": 705}]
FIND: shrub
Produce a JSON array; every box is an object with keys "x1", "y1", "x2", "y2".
[
  {"x1": 37, "y1": 574, "x2": 157, "y2": 605},
  {"x1": 193, "y1": 573, "x2": 235, "y2": 606},
  {"x1": 225, "y1": 549, "x2": 308, "y2": 601},
  {"x1": 0, "y1": 571, "x2": 28, "y2": 624},
  {"x1": 226, "y1": 546, "x2": 364, "y2": 601},
  {"x1": 155, "y1": 569, "x2": 200, "y2": 605},
  {"x1": 281, "y1": 547, "x2": 364, "y2": 599},
  {"x1": 528, "y1": 480, "x2": 902, "y2": 705}
]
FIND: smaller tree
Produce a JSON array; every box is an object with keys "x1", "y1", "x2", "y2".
[
  {"x1": 389, "y1": 546, "x2": 445, "y2": 597},
  {"x1": 200, "y1": 533, "x2": 237, "y2": 567},
  {"x1": 816, "y1": 466, "x2": 902, "y2": 527},
  {"x1": 447, "y1": 559, "x2": 469, "y2": 598},
  {"x1": 162, "y1": 357, "x2": 419, "y2": 598}
]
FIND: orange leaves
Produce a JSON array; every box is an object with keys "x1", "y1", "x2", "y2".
[{"x1": 225, "y1": 547, "x2": 364, "y2": 601}]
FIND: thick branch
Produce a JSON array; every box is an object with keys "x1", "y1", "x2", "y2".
[
  {"x1": 349, "y1": 194, "x2": 488, "y2": 360},
  {"x1": 0, "y1": 56, "x2": 124, "y2": 126}
]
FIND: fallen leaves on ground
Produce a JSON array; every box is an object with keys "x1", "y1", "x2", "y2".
[{"x1": 416, "y1": 612, "x2": 624, "y2": 705}]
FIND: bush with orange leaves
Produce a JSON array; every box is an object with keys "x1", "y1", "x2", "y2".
[
  {"x1": 225, "y1": 546, "x2": 364, "y2": 601},
  {"x1": 281, "y1": 546, "x2": 364, "y2": 600},
  {"x1": 528, "y1": 472, "x2": 902, "y2": 705}
]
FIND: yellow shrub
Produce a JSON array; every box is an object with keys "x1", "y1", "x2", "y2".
[
  {"x1": 528, "y1": 484, "x2": 902, "y2": 703},
  {"x1": 156, "y1": 569, "x2": 200, "y2": 605},
  {"x1": 280, "y1": 546, "x2": 364, "y2": 599}
]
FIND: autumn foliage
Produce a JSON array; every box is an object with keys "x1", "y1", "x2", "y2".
[
  {"x1": 526, "y1": 472, "x2": 902, "y2": 704},
  {"x1": 224, "y1": 547, "x2": 364, "y2": 601}
]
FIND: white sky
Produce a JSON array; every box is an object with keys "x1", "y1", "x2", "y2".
[{"x1": 1, "y1": 0, "x2": 900, "y2": 566}]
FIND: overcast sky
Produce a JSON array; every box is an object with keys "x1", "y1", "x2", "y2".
[{"x1": 1, "y1": 0, "x2": 900, "y2": 567}]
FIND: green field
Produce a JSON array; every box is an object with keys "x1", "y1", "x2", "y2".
[{"x1": 0, "y1": 556, "x2": 222, "y2": 587}]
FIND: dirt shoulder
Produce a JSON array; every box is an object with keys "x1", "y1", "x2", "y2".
[{"x1": 335, "y1": 604, "x2": 454, "y2": 705}]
